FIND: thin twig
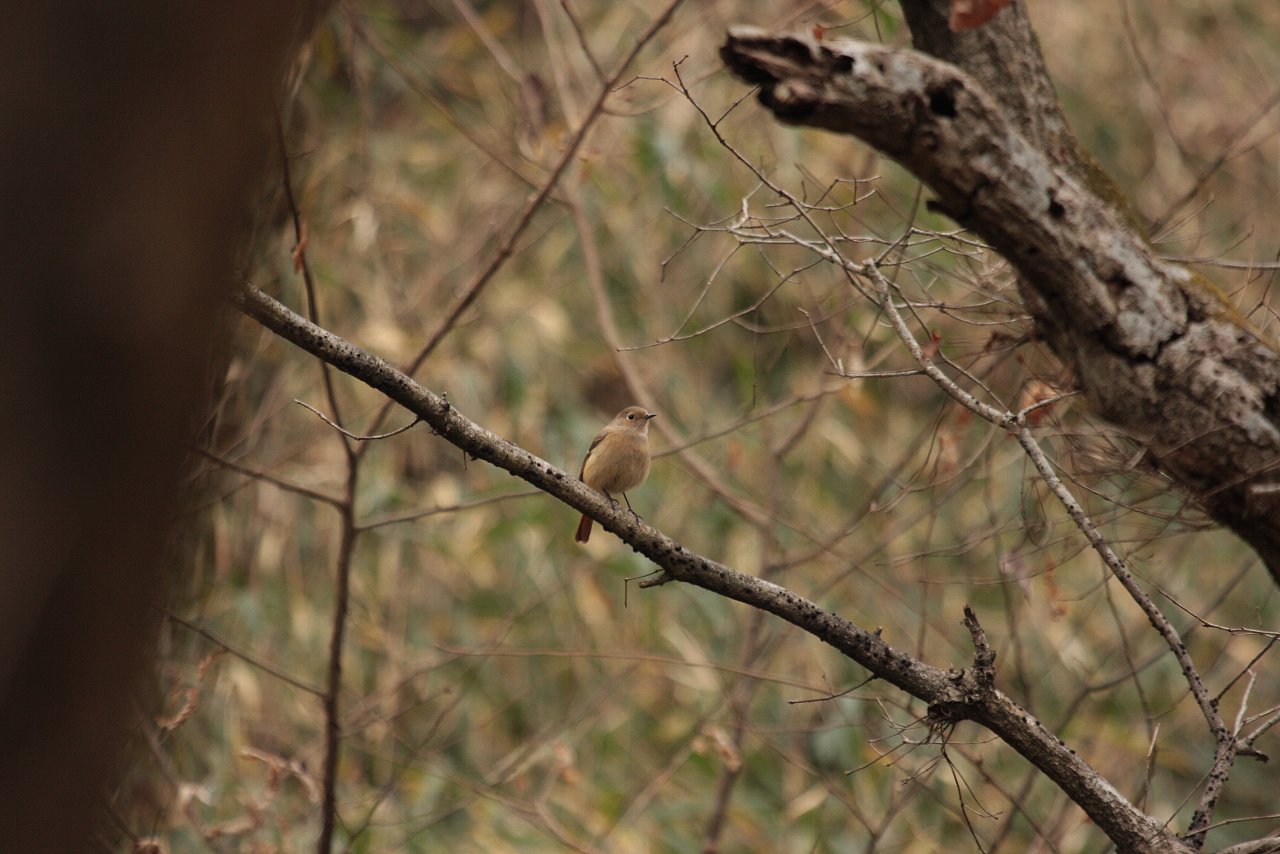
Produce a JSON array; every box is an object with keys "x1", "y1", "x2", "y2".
[
  {"x1": 295, "y1": 399, "x2": 420, "y2": 441},
  {"x1": 354, "y1": 0, "x2": 689, "y2": 449},
  {"x1": 161, "y1": 610, "x2": 325, "y2": 697},
  {"x1": 275, "y1": 109, "x2": 349, "y2": 444},
  {"x1": 558, "y1": 0, "x2": 605, "y2": 81},
  {"x1": 193, "y1": 446, "x2": 343, "y2": 508},
  {"x1": 317, "y1": 478, "x2": 358, "y2": 854}
]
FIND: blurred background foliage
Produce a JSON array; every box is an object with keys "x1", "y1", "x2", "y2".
[{"x1": 114, "y1": 1, "x2": 1280, "y2": 852}]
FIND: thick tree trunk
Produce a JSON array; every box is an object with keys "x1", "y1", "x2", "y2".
[{"x1": 0, "y1": 4, "x2": 326, "y2": 850}]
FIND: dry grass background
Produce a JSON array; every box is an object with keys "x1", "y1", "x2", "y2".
[{"x1": 112, "y1": 2, "x2": 1280, "y2": 851}]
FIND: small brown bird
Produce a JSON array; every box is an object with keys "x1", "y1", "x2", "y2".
[{"x1": 575, "y1": 405, "x2": 657, "y2": 543}]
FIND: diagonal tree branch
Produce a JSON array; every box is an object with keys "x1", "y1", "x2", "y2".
[
  {"x1": 719, "y1": 26, "x2": 1280, "y2": 587},
  {"x1": 234, "y1": 282, "x2": 1193, "y2": 853}
]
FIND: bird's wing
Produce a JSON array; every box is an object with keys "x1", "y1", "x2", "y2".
[{"x1": 579, "y1": 430, "x2": 607, "y2": 479}]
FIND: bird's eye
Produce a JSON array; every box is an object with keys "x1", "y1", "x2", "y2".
[{"x1": 627, "y1": 414, "x2": 635, "y2": 420}]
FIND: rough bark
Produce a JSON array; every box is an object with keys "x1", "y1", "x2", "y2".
[
  {"x1": 900, "y1": 0, "x2": 1074, "y2": 163},
  {"x1": 720, "y1": 26, "x2": 1280, "y2": 583}
]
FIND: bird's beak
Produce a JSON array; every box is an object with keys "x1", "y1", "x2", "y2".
[{"x1": 645, "y1": 412, "x2": 658, "y2": 420}]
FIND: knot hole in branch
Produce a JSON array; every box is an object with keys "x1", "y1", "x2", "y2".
[
  {"x1": 927, "y1": 80, "x2": 960, "y2": 118},
  {"x1": 1048, "y1": 191, "x2": 1066, "y2": 220}
]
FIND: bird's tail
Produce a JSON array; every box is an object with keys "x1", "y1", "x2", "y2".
[{"x1": 575, "y1": 514, "x2": 593, "y2": 543}]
